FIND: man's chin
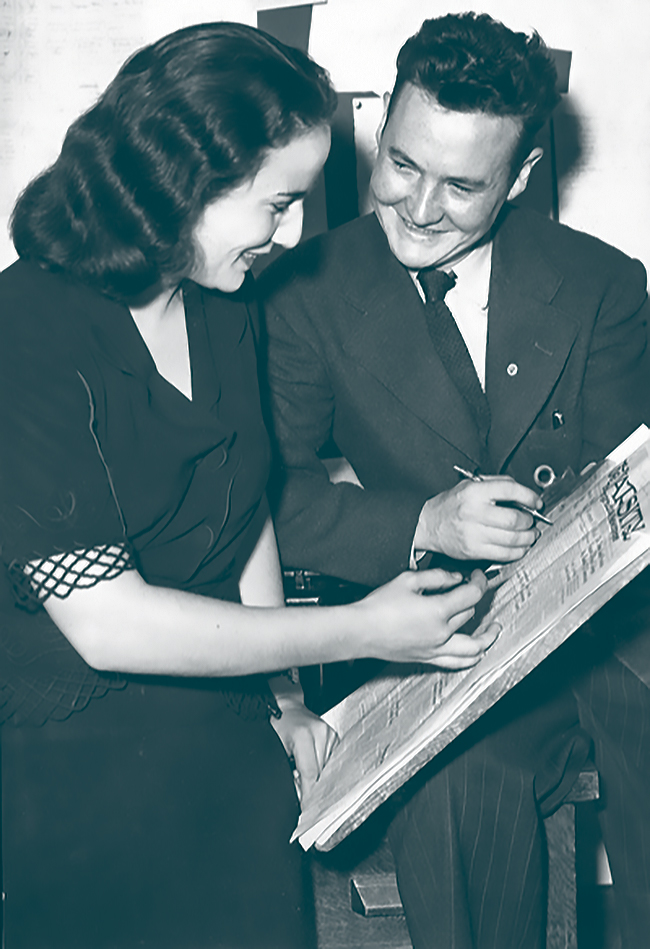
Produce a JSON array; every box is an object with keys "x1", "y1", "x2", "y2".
[
  {"x1": 380, "y1": 223, "x2": 448, "y2": 271},
  {"x1": 386, "y1": 235, "x2": 451, "y2": 272}
]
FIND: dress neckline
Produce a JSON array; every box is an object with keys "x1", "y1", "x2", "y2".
[{"x1": 127, "y1": 286, "x2": 193, "y2": 403}]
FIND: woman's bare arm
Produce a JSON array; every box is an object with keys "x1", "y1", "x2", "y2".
[{"x1": 38, "y1": 540, "x2": 497, "y2": 677}]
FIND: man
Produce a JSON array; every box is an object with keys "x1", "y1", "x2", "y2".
[{"x1": 261, "y1": 12, "x2": 650, "y2": 948}]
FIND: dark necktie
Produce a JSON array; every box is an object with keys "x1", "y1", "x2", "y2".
[{"x1": 418, "y1": 267, "x2": 491, "y2": 444}]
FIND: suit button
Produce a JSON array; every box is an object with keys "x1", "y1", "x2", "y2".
[
  {"x1": 506, "y1": 363, "x2": 518, "y2": 376},
  {"x1": 534, "y1": 464, "x2": 556, "y2": 487}
]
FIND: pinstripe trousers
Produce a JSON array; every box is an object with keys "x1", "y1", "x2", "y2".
[
  {"x1": 573, "y1": 646, "x2": 650, "y2": 945},
  {"x1": 387, "y1": 626, "x2": 650, "y2": 949}
]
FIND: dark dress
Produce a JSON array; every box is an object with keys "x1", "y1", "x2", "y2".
[{"x1": 0, "y1": 259, "x2": 315, "y2": 949}]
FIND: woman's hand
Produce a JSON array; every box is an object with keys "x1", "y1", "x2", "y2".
[
  {"x1": 269, "y1": 676, "x2": 339, "y2": 801},
  {"x1": 40, "y1": 529, "x2": 497, "y2": 677},
  {"x1": 355, "y1": 568, "x2": 499, "y2": 667}
]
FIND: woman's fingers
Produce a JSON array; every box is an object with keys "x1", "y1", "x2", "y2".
[
  {"x1": 413, "y1": 568, "x2": 487, "y2": 615},
  {"x1": 270, "y1": 702, "x2": 338, "y2": 801},
  {"x1": 408, "y1": 568, "x2": 464, "y2": 592},
  {"x1": 473, "y1": 621, "x2": 501, "y2": 650},
  {"x1": 410, "y1": 567, "x2": 484, "y2": 596},
  {"x1": 324, "y1": 725, "x2": 340, "y2": 763},
  {"x1": 446, "y1": 606, "x2": 477, "y2": 632},
  {"x1": 425, "y1": 622, "x2": 501, "y2": 667},
  {"x1": 359, "y1": 568, "x2": 499, "y2": 665}
]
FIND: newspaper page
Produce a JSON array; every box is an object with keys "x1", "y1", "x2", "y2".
[{"x1": 294, "y1": 426, "x2": 650, "y2": 851}]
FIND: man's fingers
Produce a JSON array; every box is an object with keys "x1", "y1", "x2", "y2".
[
  {"x1": 481, "y1": 541, "x2": 535, "y2": 562},
  {"x1": 479, "y1": 476, "x2": 542, "y2": 509},
  {"x1": 468, "y1": 523, "x2": 538, "y2": 555},
  {"x1": 480, "y1": 504, "x2": 535, "y2": 531}
]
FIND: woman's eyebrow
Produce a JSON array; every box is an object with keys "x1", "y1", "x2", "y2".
[{"x1": 274, "y1": 189, "x2": 308, "y2": 199}]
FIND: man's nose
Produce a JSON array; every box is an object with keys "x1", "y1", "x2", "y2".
[
  {"x1": 406, "y1": 182, "x2": 444, "y2": 227},
  {"x1": 273, "y1": 202, "x2": 304, "y2": 250}
]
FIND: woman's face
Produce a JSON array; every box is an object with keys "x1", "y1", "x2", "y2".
[{"x1": 191, "y1": 124, "x2": 331, "y2": 292}]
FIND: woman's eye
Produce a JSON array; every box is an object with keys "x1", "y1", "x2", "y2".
[{"x1": 272, "y1": 203, "x2": 291, "y2": 214}]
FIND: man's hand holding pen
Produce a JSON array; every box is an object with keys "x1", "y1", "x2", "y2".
[{"x1": 413, "y1": 469, "x2": 547, "y2": 564}]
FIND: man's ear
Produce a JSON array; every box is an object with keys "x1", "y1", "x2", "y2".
[
  {"x1": 507, "y1": 147, "x2": 544, "y2": 201},
  {"x1": 375, "y1": 92, "x2": 391, "y2": 149}
]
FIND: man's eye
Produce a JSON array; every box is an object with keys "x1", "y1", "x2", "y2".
[
  {"x1": 390, "y1": 155, "x2": 413, "y2": 171},
  {"x1": 450, "y1": 182, "x2": 472, "y2": 194}
]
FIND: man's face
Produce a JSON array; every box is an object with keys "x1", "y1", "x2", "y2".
[{"x1": 369, "y1": 83, "x2": 540, "y2": 271}]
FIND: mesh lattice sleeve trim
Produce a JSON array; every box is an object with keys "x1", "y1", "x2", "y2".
[{"x1": 9, "y1": 544, "x2": 135, "y2": 612}]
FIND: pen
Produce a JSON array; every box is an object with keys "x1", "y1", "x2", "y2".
[{"x1": 453, "y1": 465, "x2": 553, "y2": 525}]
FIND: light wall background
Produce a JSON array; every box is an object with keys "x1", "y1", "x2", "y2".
[{"x1": 1, "y1": 0, "x2": 649, "y2": 272}]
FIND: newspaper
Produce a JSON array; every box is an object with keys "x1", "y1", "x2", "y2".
[{"x1": 293, "y1": 426, "x2": 650, "y2": 851}]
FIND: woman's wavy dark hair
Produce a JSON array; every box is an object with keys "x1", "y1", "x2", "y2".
[
  {"x1": 389, "y1": 12, "x2": 560, "y2": 173},
  {"x1": 11, "y1": 22, "x2": 336, "y2": 301}
]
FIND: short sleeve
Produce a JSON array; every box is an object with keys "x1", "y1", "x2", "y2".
[{"x1": 0, "y1": 267, "x2": 129, "y2": 574}]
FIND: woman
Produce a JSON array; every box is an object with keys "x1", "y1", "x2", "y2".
[{"x1": 0, "y1": 21, "x2": 495, "y2": 949}]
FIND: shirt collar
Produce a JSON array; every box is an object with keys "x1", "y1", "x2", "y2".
[
  {"x1": 408, "y1": 239, "x2": 493, "y2": 308},
  {"x1": 447, "y1": 240, "x2": 493, "y2": 310}
]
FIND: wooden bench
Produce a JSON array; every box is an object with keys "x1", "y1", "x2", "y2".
[{"x1": 310, "y1": 767, "x2": 599, "y2": 949}]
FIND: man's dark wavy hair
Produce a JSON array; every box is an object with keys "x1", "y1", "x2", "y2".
[
  {"x1": 389, "y1": 12, "x2": 560, "y2": 172},
  {"x1": 11, "y1": 21, "x2": 337, "y2": 301}
]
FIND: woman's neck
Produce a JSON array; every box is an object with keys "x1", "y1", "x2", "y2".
[{"x1": 129, "y1": 286, "x2": 193, "y2": 400}]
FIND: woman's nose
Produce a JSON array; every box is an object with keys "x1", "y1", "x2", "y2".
[{"x1": 273, "y1": 202, "x2": 304, "y2": 249}]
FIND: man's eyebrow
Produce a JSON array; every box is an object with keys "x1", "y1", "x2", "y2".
[
  {"x1": 387, "y1": 146, "x2": 489, "y2": 188},
  {"x1": 446, "y1": 174, "x2": 489, "y2": 188},
  {"x1": 388, "y1": 145, "x2": 419, "y2": 169}
]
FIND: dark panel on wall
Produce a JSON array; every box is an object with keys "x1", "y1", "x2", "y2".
[
  {"x1": 257, "y1": 5, "x2": 313, "y2": 52},
  {"x1": 324, "y1": 92, "x2": 378, "y2": 230},
  {"x1": 551, "y1": 49, "x2": 572, "y2": 94}
]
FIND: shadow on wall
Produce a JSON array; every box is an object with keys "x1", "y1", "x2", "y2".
[{"x1": 517, "y1": 95, "x2": 584, "y2": 220}]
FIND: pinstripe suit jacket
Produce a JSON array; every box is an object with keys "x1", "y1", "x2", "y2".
[{"x1": 261, "y1": 205, "x2": 650, "y2": 673}]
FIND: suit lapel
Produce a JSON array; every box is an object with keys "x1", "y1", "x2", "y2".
[
  {"x1": 337, "y1": 210, "x2": 580, "y2": 471},
  {"x1": 341, "y1": 216, "x2": 487, "y2": 465},
  {"x1": 486, "y1": 207, "x2": 580, "y2": 471}
]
